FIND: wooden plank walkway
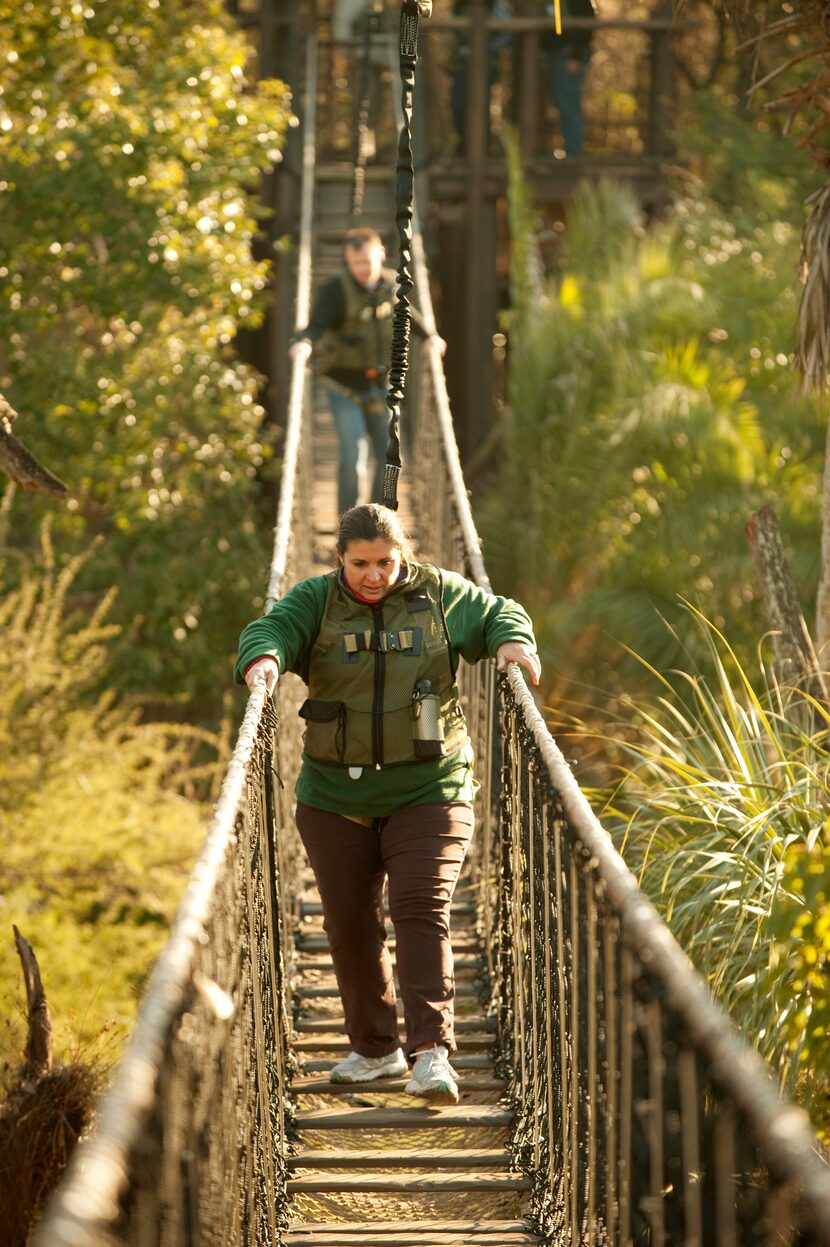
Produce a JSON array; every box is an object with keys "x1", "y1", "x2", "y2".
[{"x1": 284, "y1": 166, "x2": 539, "y2": 1247}]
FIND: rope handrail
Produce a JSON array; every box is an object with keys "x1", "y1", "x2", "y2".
[
  {"x1": 32, "y1": 683, "x2": 272, "y2": 1245},
  {"x1": 265, "y1": 36, "x2": 318, "y2": 613},
  {"x1": 506, "y1": 666, "x2": 830, "y2": 1230},
  {"x1": 411, "y1": 222, "x2": 490, "y2": 591}
]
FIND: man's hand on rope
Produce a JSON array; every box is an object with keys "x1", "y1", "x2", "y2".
[
  {"x1": 496, "y1": 641, "x2": 541, "y2": 687},
  {"x1": 423, "y1": 333, "x2": 447, "y2": 358},
  {"x1": 244, "y1": 657, "x2": 280, "y2": 694},
  {"x1": 289, "y1": 340, "x2": 313, "y2": 364}
]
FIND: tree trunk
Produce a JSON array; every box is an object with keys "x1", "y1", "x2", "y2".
[
  {"x1": 0, "y1": 394, "x2": 66, "y2": 496},
  {"x1": 746, "y1": 505, "x2": 827, "y2": 706},
  {"x1": 13, "y1": 926, "x2": 53, "y2": 1080}
]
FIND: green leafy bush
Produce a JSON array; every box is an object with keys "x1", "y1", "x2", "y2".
[
  {"x1": 0, "y1": 0, "x2": 291, "y2": 712},
  {"x1": 483, "y1": 107, "x2": 823, "y2": 701},
  {"x1": 769, "y1": 831, "x2": 830, "y2": 1135}
]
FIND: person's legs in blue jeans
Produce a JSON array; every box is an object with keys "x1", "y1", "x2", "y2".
[
  {"x1": 547, "y1": 51, "x2": 586, "y2": 156},
  {"x1": 327, "y1": 386, "x2": 367, "y2": 514}
]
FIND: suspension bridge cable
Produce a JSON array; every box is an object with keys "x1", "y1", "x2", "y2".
[{"x1": 265, "y1": 38, "x2": 318, "y2": 613}]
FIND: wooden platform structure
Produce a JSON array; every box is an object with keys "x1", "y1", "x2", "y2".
[{"x1": 233, "y1": 0, "x2": 687, "y2": 464}]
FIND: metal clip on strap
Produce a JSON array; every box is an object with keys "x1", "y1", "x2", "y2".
[{"x1": 403, "y1": 0, "x2": 432, "y2": 18}]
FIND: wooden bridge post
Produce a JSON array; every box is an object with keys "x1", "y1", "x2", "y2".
[
  {"x1": 518, "y1": 28, "x2": 541, "y2": 161},
  {"x1": 462, "y1": 0, "x2": 495, "y2": 459},
  {"x1": 647, "y1": 0, "x2": 675, "y2": 157},
  {"x1": 229, "y1": 0, "x2": 306, "y2": 468},
  {"x1": 267, "y1": 2, "x2": 309, "y2": 428}
]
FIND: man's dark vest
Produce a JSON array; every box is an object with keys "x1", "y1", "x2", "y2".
[
  {"x1": 298, "y1": 564, "x2": 469, "y2": 768},
  {"x1": 316, "y1": 268, "x2": 396, "y2": 378}
]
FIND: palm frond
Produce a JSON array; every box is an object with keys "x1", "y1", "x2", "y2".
[
  {"x1": 722, "y1": 1, "x2": 830, "y2": 386},
  {"x1": 579, "y1": 606, "x2": 830, "y2": 1101}
]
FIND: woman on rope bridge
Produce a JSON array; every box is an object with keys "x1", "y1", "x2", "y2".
[{"x1": 234, "y1": 503, "x2": 540, "y2": 1105}]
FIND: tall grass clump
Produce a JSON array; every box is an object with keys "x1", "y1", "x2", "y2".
[
  {"x1": 0, "y1": 524, "x2": 222, "y2": 1066},
  {"x1": 587, "y1": 607, "x2": 830, "y2": 1133}
]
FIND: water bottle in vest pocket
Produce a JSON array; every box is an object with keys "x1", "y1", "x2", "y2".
[{"x1": 411, "y1": 678, "x2": 446, "y2": 759}]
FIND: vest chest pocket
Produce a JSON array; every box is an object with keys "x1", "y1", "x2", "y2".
[
  {"x1": 298, "y1": 699, "x2": 346, "y2": 764},
  {"x1": 341, "y1": 627, "x2": 423, "y2": 663}
]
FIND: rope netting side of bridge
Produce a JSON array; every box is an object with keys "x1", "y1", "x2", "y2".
[{"x1": 35, "y1": 21, "x2": 830, "y2": 1247}]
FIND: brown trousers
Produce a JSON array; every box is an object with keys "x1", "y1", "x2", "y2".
[{"x1": 296, "y1": 800, "x2": 475, "y2": 1057}]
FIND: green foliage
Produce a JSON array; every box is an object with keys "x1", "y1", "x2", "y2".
[
  {"x1": 677, "y1": 89, "x2": 815, "y2": 228},
  {"x1": 484, "y1": 101, "x2": 824, "y2": 701},
  {"x1": 591, "y1": 608, "x2": 830, "y2": 1128},
  {"x1": 769, "y1": 830, "x2": 830, "y2": 1133},
  {"x1": 0, "y1": 533, "x2": 219, "y2": 1065},
  {"x1": 0, "y1": 1, "x2": 291, "y2": 711}
]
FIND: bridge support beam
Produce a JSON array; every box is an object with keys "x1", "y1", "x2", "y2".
[{"x1": 230, "y1": 0, "x2": 308, "y2": 499}]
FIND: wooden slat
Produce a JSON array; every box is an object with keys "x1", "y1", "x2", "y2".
[
  {"x1": 295, "y1": 1015, "x2": 495, "y2": 1034},
  {"x1": 295, "y1": 1105, "x2": 512, "y2": 1129},
  {"x1": 294, "y1": 955, "x2": 482, "y2": 973},
  {"x1": 283, "y1": 1220, "x2": 539, "y2": 1245},
  {"x1": 293, "y1": 1034, "x2": 494, "y2": 1053},
  {"x1": 296, "y1": 934, "x2": 481, "y2": 952},
  {"x1": 290, "y1": 1075, "x2": 504, "y2": 1095},
  {"x1": 299, "y1": 900, "x2": 475, "y2": 917},
  {"x1": 295, "y1": 982, "x2": 479, "y2": 999},
  {"x1": 299, "y1": 1052, "x2": 494, "y2": 1073},
  {"x1": 288, "y1": 1148, "x2": 512, "y2": 1169},
  {"x1": 288, "y1": 1170, "x2": 531, "y2": 1192},
  {"x1": 284, "y1": 1236, "x2": 540, "y2": 1247}
]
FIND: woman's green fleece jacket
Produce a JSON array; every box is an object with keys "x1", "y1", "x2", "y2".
[{"x1": 233, "y1": 563, "x2": 537, "y2": 819}]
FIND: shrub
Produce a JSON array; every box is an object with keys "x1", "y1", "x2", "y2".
[
  {"x1": 0, "y1": 0, "x2": 291, "y2": 712},
  {"x1": 0, "y1": 528, "x2": 220, "y2": 1061},
  {"x1": 580, "y1": 608, "x2": 830, "y2": 1132}
]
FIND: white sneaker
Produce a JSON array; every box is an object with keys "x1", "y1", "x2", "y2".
[
  {"x1": 329, "y1": 1048, "x2": 409, "y2": 1084},
  {"x1": 405, "y1": 1044, "x2": 459, "y2": 1105}
]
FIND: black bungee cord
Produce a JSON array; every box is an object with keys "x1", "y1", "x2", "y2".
[{"x1": 381, "y1": 0, "x2": 432, "y2": 512}]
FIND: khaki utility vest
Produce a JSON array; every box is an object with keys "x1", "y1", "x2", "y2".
[
  {"x1": 316, "y1": 268, "x2": 396, "y2": 378},
  {"x1": 299, "y1": 564, "x2": 469, "y2": 768}
]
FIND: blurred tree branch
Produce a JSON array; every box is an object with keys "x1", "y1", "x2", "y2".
[{"x1": 0, "y1": 394, "x2": 66, "y2": 496}]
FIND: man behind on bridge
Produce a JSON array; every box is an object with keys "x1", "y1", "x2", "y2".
[{"x1": 290, "y1": 228, "x2": 446, "y2": 515}]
